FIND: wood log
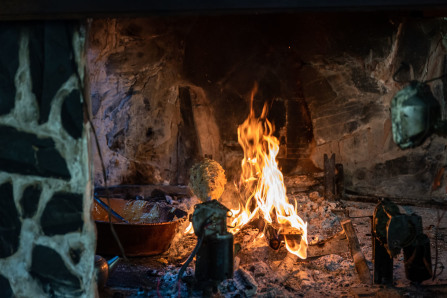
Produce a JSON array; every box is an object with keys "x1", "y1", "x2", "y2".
[
  {"x1": 341, "y1": 219, "x2": 372, "y2": 285},
  {"x1": 264, "y1": 222, "x2": 281, "y2": 250}
]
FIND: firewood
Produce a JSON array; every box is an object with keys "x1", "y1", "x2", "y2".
[{"x1": 341, "y1": 219, "x2": 372, "y2": 285}]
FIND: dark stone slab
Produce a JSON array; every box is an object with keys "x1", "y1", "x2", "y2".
[
  {"x1": 28, "y1": 22, "x2": 45, "y2": 121},
  {"x1": 61, "y1": 89, "x2": 83, "y2": 139},
  {"x1": 41, "y1": 192, "x2": 83, "y2": 236},
  {"x1": 28, "y1": 21, "x2": 77, "y2": 124},
  {"x1": 0, "y1": 125, "x2": 70, "y2": 179},
  {"x1": 20, "y1": 184, "x2": 42, "y2": 218},
  {"x1": 0, "y1": 23, "x2": 19, "y2": 116},
  {"x1": 36, "y1": 146, "x2": 71, "y2": 178},
  {"x1": 0, "y1": 274, "x2": 13, "y2": 298},
  {"x1": 31, "y1": 245, "x2": 82, "y2": 295},
  {"x1": 0, "y1": 182, "x2": 21, "y2": 258}
]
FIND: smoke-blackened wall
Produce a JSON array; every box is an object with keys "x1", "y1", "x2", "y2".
[{"x1": 88, "y1": 14, "x2": 447, "y2": 202}]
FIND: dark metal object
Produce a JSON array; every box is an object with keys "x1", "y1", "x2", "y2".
[
  {"x1": 403, "y1": 234, "x2": 433, "y2": 282},
  {"x1": 372, "y1": 199, "x2": 432, "y2": 283},
  {"x1": 94, "y1": 198, "x2": 187, "y2": 256},
  {"x1": 391, "y1": 81, "x2": 444, "y2": 149},
  {"x1": 95, "y1": 255, "x2": 119, "y2": 289},
  {"x1": 324, "y1": 154, "x2": 344, "y2": 200},
  {"x1": 195, "y1": 233, "x2": 233, "y2": 284},
  {"x1": 94, "y1": 196, "x2": 129, "y2": 223},
  {"x1": 373, "y1": 236, "x2": 394, "y2": 284},
  {"x1": 191, "y1": 200, "x2": 233, "y2": 290}
]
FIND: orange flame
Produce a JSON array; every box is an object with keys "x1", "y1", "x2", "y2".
[
  {"x1": 183, "y1": 85, "x2": 307, "y2": 258},
  {"x1": 231, "y1": 84, "x2": 308, "y2": 258},
  {"x1": 184, "y1": 222, "x2": 194, "y2": 234}
]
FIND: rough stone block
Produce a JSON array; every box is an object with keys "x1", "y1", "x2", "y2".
[
  {"x1": 20, "y1": 184, "x2": 42, "y2": 218},
  {"x1": 61, "y1": 89, "x2": 83, "y2": 139},
  {"x1": 41, "y1": 192, "x2": 83, "y2": 236},
  {"x1": 28, "y1": 22, "x2": 44, "y2": 118},
  {"x1": 28, "y1": 22, "x2": 76, "y2": 124},
  {"x1": 0, "y1": 274, "x2": 13, "y2": 298},
  {"x1": 0, "y1": 24, "x2": 19, "y2": 116},
  {"x1": 0, "y1": 125, "x2": 70, "y2": 179},
  {"x1": 0, "y1": 182, "x2": 21, "y2": 258},
  {"x1": 31, "y1": 245, "x2": 82, "y2": 295}
]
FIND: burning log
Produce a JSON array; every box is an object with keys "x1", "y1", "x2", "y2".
[
  {"x1": 231, "y1": 91, "x2": 309, "y2": 259},
  {"x1": 264, "y1": 222, "x2": 282, "y2": 250},
  {"x1": 235, "y1": 216, "x2": 304, "y2": 254}
]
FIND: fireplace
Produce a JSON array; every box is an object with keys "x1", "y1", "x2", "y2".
[
  {"x1": 1, "y1": 2, "x2": 447, "y2": 297},
  {"x1": 89, "y1": 14, "x2": 447, "y2": 202}
]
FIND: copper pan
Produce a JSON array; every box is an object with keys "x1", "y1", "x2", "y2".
[{"x1": 93, "y1": 196, "x2": 187, "y2": 257}]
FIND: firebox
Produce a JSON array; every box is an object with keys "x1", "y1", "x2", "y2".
[{"x1": 1, "y1": 1, "x2": 447, "y2": 297}]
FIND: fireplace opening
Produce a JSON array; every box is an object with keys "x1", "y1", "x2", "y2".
[
  {"x1": 2, "y1": 5, "x2": 447, "y2": 297},
  {"x1": 85, "y1": 12, "x2": 447, "y2": 297}
]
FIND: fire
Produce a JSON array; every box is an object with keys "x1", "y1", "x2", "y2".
[
  {"x1": 184, "y1": 85, "x2": 308, "y2": 259},
  {"x1": 231, "y1": 85, "x2": 308, "y2": 258}
]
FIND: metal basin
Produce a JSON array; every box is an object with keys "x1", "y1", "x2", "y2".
[{"x1": 93, "y1": 197, "x2": 187, "y2": 257}]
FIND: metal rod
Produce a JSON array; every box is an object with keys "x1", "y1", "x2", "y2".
[{"x1": 94, "y1": 196, "x2": 129, "y2": 223}]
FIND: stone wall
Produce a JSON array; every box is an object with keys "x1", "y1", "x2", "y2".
[
  {"x1": 0, "y1": 22, "x2": 95, "y2": 297},
  {"x1": 302, "y1": 16, "x2": 447, "y2": 200},
  {"x1": 88, "y1": 19, "x2": 224, "y2": 186},
  {"x1": 89, "y1": 14, "x2": 447, "y2": 202}
]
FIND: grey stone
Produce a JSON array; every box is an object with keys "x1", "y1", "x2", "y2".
[
  {"x1": 0, "y1": 274, "x2": 13, "y2": 298},
  {"x1": 0, "y1": 23, "x2": 19, "y2": 116},
  {"x1": 31, "y1": 245, "x2": 82, "y2": 295},
  {"x1": 28, "y1": 21, "x2": 77, "y2": 124},
  {"x1": 0, "y1": 125, "x2": 70, "y2": 179},
  {"x1": 20, "y1": 184, "x2": 42, "y2": 218},
  {"x1": 41, "y1": 192, "x2": 83, "y2": 236},
  {"x1": 0, "y1": 182, "x2": 21, "y2": 258},
  {"x1": 61, "y1": 89, "x2": 83, "y2": 139}
]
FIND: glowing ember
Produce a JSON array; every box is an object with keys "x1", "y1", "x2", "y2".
[
  {"x1": 184, "y1": 222, "x2": 194, "y2": 234},
  {"x1": 231, "y1": 84, "x2": 308, "y2": 258}
]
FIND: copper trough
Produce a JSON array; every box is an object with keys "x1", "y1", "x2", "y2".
[{"x1": 93, "y1": 186, "x2": 188, "y2": 257}]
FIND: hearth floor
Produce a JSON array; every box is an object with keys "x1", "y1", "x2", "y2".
[{"x1": 99, "y1": 199, "x2": 447, "y2": 297}]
